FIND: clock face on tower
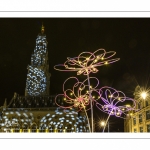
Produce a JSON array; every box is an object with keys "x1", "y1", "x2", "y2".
[{"x1": 26, "y1": 66, "x2": 47, "y2": 96}]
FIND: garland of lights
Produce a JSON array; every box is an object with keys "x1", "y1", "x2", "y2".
[
  {"x1": 1, "y1": 109, "x2": 88, "y2": 133},
  {"x1": 55, "y1": 77, "x2": 100, "y2": 132},
  {"x1": 54, "y1": 49, "x2": 120, "y2": 132},
  {"x1": 95, "y1": 86, "x2": 136, "y2": 132}
]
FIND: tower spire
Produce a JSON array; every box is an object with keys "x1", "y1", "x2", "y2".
[{"x1": 41, "y1": 23, "x2": 45, "y2": 34}]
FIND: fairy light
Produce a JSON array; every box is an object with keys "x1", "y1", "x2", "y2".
[
  {"x1": 26, "y1": 67, "x2": 47, "y2": 96},
  {"x1": 25, "y1": 30, "x2": 49, "y2": 96},
  {"x1": 105, "y1": 61, "x2": 108, "y2": 65},
  {"x1": 0, "y1": 110, "x2": 87, "y2": 133},
  {"x1": 94, "y1": 59, "x2": 98, "y2": 63},
  {"x1": 96, "y1": 56, "x2": 100, "y2": 59},
  {"x1": 109, "y1": 95, "x2": 113, "y2": 98}
]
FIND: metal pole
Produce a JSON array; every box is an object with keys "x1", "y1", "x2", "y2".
[
  {"x1": 108, "y1": 121, "x2": 109, "y2": 132},
  {"x1": 87, "y1": 74, "x2": 93, "y2": 133}
]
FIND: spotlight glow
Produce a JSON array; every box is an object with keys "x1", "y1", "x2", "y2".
[{"x1": 141, "y1": 92, "x2": 147, "y2": 100}]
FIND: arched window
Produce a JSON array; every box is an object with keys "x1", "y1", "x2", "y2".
[
  {"x1": 48, "y1": 124, "x2": 54, "y2": 132},
  {"x1": 58, "y1": 125, "x2": 63, "y2": 133},
  {"x1": 31, "y1": 123, "x2": 37, "y2": 132},
  {"x1": 12, "y1": 123, "x2": 20, "y2": 132},
  {"x1": 40, "y1": 123, "x2": 47, "y2": 132},
  {"x1": 67, "y1": 124, "x2": 72, "y2": 132},
  {"x1": 22, "y1": 123, "x2": 28, "y2": 132}
]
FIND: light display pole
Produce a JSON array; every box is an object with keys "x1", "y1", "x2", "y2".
[{"x1": 25, "y1": 25, "x2": 51, "y2": 96}]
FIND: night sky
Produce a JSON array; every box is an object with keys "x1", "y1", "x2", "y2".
[{"x1": 1, "y1": 18, "x2": 150, "y2": 132}]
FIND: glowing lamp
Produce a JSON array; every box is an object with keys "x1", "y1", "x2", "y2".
[
  {"x1": 141, "y1": 92, "x2": 147, "y2": 100},
  {"x1": 100, "y1": 121, "x2": 105, "y2": 126},
  {"x1": 130, "y1": 113, "x2": 133, "y2": 116}
]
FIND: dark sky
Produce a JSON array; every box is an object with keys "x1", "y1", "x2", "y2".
[{"x1": 1, "y1": 18, "x2": 150, "y2": 132}]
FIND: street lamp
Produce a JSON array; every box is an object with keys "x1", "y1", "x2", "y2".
[
  {"x1": 141, "y1": 92, "x2": 147, "y2": 100},
  {"x1": 100, "y1": 121, "x2": 109, "y2": 132},
  {"x1": 100, "y1": 121, "x2": 105, "y2": 127}
]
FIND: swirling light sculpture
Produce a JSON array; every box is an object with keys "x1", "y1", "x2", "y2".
[
  {"x1": 54, "y1": 49, "x2": 120, "y2": 132},
  {"x1": 96, "y1": 86, "x2": 136, "y2": 132},
  {"x1": 55, "y1": 77, "x2": 100, "y2": 132}
]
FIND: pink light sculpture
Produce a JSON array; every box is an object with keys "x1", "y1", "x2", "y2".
[
  {"x1": 54, "y1": 49, "x2": 120, "y2": 132},
  {"x1": 96, "y1": 86, "x2": 136, "y2": 132},
  {"x1": 55, "y1": 77, "x2": 100, "y2": 132}
]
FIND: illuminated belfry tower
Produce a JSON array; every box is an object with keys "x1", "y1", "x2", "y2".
[{"x1": 25, "y1": 24, "x2": 50, "y2": 96}]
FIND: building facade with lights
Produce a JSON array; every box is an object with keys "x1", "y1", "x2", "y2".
[
  {"x1": 0, "y1": 25, "x2": 89, "y2": 133},
  {"x1": 124, "y1": 86, "x2": 150, "y2": 132}
]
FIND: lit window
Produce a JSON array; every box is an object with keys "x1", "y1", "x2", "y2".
[
  {"x1": 139, "y1": 127, "x2": 143, "y2": 132},
  {"x1": 133, "y1": 118, "x2": 136, "y2": 125},
  {"x1": 147, "y1": 124, "x2": 150, "y2": 132},
  {"x1": 146, "y1": 110, "x2": 150, "y2": 120},
  {"x1": 134, "y1": 128, "x2": 137, "y2": 133},
  {"x1": 139, "y1": 114, "x2": 142, "y2": 123},
  {"x1": 138, "y1": 102, "x2": 141, "y2": 109}
]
